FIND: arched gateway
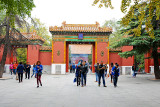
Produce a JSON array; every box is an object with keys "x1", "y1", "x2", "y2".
[{"x1": 49, "y1": 21, "x2": 112, "y2": 74}]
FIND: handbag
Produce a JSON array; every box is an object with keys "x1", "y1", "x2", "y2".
[{"x1": 73, "y1": 77, "x2": 76, "y2": 83}]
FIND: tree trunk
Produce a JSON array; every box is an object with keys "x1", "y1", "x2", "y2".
[
  {"x1": 152, "y1": 47, "x2": 160, "y2": 79},
  {"x1": 0, "y1": 18, "x2": 10, "y2": 78}
]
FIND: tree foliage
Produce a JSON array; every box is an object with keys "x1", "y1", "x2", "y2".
[
  {"x1": 0, "y1": 0, "x2": 35, "y2": 78},
  {"x1": 109, "y1": 3, "x2": 160, "y2": 79},
  {"x1": 0, "y1": 0, "x2": 35, "y2": 26},
  {"x1": 19, "y1": 18, "x2": 52, "y2": 46},
  {"x1": 93, "y1": 0, "x2": 160, "y2": 37}
]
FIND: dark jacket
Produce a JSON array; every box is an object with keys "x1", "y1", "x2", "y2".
[
  {"x1": 76, "y1": 66, "x2": 81, "y2": 77},
  {"x1": 80, "y1": 65, "x2": 88, "y2": 74},
  {"x1": 99, "y1": 64, "x2": 105, "y2": 74},
  {"x1": 94, "y1": 64, "x2": 99, "y2": 73},
  {"x1": 17, "y1": 64, "x2": 25, "y2": 73},
  {"x1": 25, "y1": 64, "x2": 31, "y2": 72},
  {"x1": 112, "y1": 66, "x2": 120, "y2": 77}
]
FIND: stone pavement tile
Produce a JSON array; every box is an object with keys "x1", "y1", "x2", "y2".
[{"x1": 0, "y1": 73, "x2": 160, "y2": 107}]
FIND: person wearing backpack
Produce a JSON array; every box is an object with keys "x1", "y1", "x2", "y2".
[
  {"x1": 80, "y1": 61, "x2": 88, "y2": 87},
  {"x1": 112, "y1": 63, "x2": 120, "y2": 88},
  {"x1": 36, "y1": 61, "x2": 43, "y2": 88},
  {"x1": 17, "y1": 62, "x2": 25, "y2": 83}
]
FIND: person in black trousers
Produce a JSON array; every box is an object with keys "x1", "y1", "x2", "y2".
[
  {"x1": 17, "y1": 62, "x2": 25, "y2": 83},
  {"x1": 98, "y1": 61, "x2": 107, "y2": 87},
  {"x1": 112, "y1": 64, "x2": 120, "y2": 88},
  {"x1": 80, "y1": 61, "x2": 88, "y2": 87},
  {"x1": 75, "y1": 63, "x2": 81, "y2": 86},
  {"x1": 25, "y1": 62, "x2": 31, "y2": 79}
]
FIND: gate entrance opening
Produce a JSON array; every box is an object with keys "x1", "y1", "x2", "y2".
[{"x1": 50, "y1": 21, "x2": 112, "y2": 74}]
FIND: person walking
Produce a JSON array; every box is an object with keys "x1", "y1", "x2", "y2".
[
  {"x1": 105, "y1": 64, "x2": 108, "y2": 77},
  {"x1": 13, "y1": 61, "x2": 18, "y2": 75},
  {"x1": 70, "y1": 64, "x2": 72, "y2": 73},
  {"x1": 112, "y1": 64, "x2": 120, "y2": 88},
  {"x1": 109, "y1": 63, "x2": 114, "y2": 83},
  {"x1": 75, "y1": 63, "x2": 81, "y2": 86},
  {"x1": 132, "y1": 64, "x2": 137, "y2": 78},
  {"x1": 36, "y1": 61, "x2": 43, "y2": 88},
  {"x1": 80, "y1": 61, "x2": 88, "y2": 87},
  {"x1": 94, "y1": 63, "x2": 99, "y2": 82},
  {"x1": 31, "y1": 63, "x2": 36, "y2": 78},
  {"x1": 72, "y1": 63, "x2": 76, "y2": 73},
  {"x1": 17, "y1": 62, "x2": 25, "y2": 83},
  {"x1": 25, "y1": 62, "x2": 31, "y2": 79},
  {"x1": 98, "y1": 61, "x2": 107, "y2": 87},
  {"x1": 9, "y1": 62, "x2": 13, "y2": 75}
]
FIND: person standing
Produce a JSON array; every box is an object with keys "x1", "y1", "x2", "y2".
[
  {"x1": 94, "y1": 63, "x2": 99, "y2": 82},
  {"x1": 70, "y1": 64, "x2": 72, "y2": 73},
  {"x1": 80, "y1": 61, "x2": 88, "y2": 87},
  {"x1": 36, "y1": 61, "x2": 43, "y2": 88},
  {"x1": 132, "y1": 64, "x2": 137, "y2": 78},
  {"x1": 9, "y1": 62, "x2": 13, "y2": 75},
  {"x1": 105, "y1": 64, "x2": 108, "y2": 77},
  {"x1": 98, "y1": 61, "x2": 106, "y2": 87},
  {"x1": 13, "y1": 61, "x2": 18, "y2": 75},
  {"x1": 109, "y1": 63, "x2": 114, "y2": 83},
  {"x1": 31, "y1": 63, "x2": 36, "y2": 78},
  {"x1": 112, "y1": 64, "x2": 120, "y2": 88},
  {"x1": 17, "y1": 62, "x2": 25, "y2": 83},
  {"x1": 75, "y1": 63, "x2": 81, "y2": 86},
  {"x1": 25, "y1": 62, "x2": 31, "y2": 79},
  {"x1": 72, "y1": 63, "x2": 76, "y2": 73}
]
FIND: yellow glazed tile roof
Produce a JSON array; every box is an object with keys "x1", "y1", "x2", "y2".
[{"x1": 49, "y1": 21, "x2": 112, "y2": 32}]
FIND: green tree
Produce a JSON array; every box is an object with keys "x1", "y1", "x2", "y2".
[
  {"x1": 19, "y1": 18, "x2": 52, "y2": 46},
  {"x1": 0, "y1": 0, "x2": 35, "y2": 78},
  {"x1": 93, "y1": 0, "x2": 160, "y2": 37},
  {"x1": 111, "y1": 4, "x2": 160, "y2": 79},
  {"x1": 16, "y1": 48, "x2": 27, "y2": 64},
  {"x1": 103, "y1": 19, "x2": 124, "y2": 46}
]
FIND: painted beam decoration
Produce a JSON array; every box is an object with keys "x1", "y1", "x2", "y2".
[{"x1": 50, "y1": 21, "x2": 111, "y2": 42}]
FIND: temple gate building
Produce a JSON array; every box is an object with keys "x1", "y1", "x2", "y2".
[{"x1": 0, "y1": 22, "x2": 159, "y2": 74}]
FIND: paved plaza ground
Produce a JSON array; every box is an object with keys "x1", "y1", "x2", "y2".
[{"x1": 0, "y1": 73, "x2": 160, "y2": 107}]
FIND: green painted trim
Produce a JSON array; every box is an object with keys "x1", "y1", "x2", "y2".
[
  {"x1": 40, "y1": 50, "x2": 52, "y2": 52},
  {"x1": 109, "y1": 51, "x2": 121, "y2": 52},
  {"x1": 53, "y1": 35, "x2": 108, "y2": 39},
  {"x1": 65, "y1": 39, "x2": 96, "y2": 42}
]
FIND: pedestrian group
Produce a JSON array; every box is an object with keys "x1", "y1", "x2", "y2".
[
  {"x1": 9, "y1": 61, "x2": 43, "y2": 88},
  {"x1": 75, "y1": 60, "x2": 120, "y2": 88}
]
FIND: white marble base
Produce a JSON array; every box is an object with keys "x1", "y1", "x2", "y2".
[
  {"x1": 121, "y1": 66, "x2": 132, "y2": 75},
  {"x1": 51, "y1": 64, "x2": 66, "y2": 74},
  {"x1": 149, "y1": 66, "x2": 160, "y2": 74},
  {"x1": 4, "y1": 64, "x2": 10, "y2": 73}
]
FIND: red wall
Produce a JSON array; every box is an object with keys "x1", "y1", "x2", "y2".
[
  {"x1": 53, "y1": 41, "x2": 64, "y2": 63},
  {"x1": 27, "y1": 45, "x2": 40, "y2": 65},
  {"x1": 109, "y1": 52, "x2": 122, "y2": 66},
  {"x1": 97, "y1": 42, "x2": 108, "y2": 64},
  {"x1": 39, "y1": 51, "x2": 52, "y2": 65},
  {"x1": 122, "y1": 46, "x2": 134, "y2": 66},
  {"x1": 0, "y1": 45, "x2": 11, "y2": 64}
]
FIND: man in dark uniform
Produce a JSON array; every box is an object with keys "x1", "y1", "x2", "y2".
[
  {"x1": 25, "y1": 62, "x2": 31, "y2": 79},
  {"x1": 80, "y1": 61, "x2": 88, "y2": 87},
  {"x1": 98, "y1": 61, "x2": 106, "y2": 87}
]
